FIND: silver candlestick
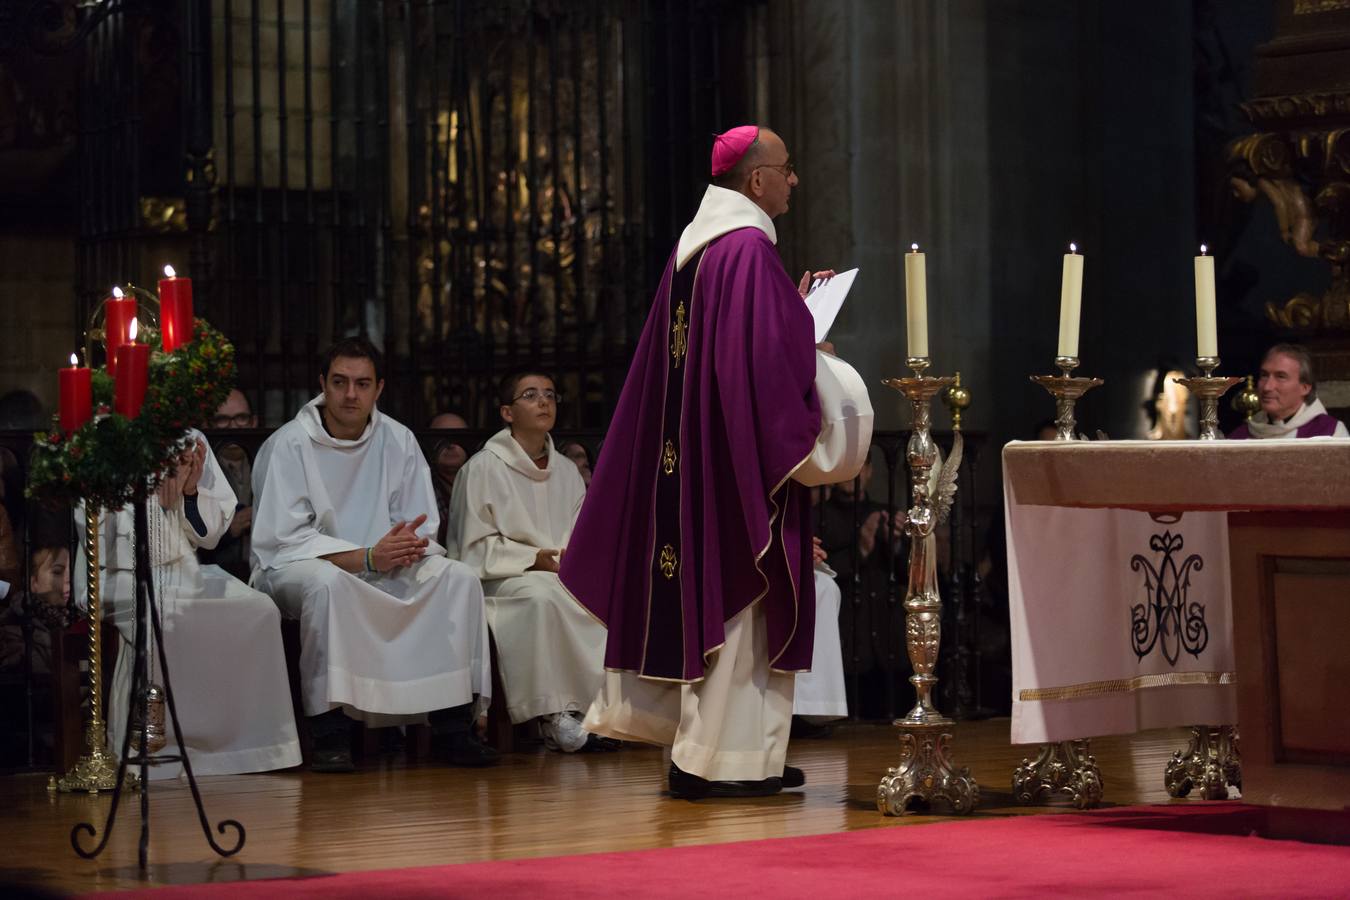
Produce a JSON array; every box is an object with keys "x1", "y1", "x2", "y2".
[
  {"x1": 1172, "y1": 356, "x2": 1242, "y2": 441},
  {"x1": 1013, "y1": 355, "x2": 1105, "y2": 809},
  {"x1": 876, "y1": 357, "x2": 979, "y2": 816},
  {"x1": 1030, "y1": 356, "x2": 1103, "y2": 441}
]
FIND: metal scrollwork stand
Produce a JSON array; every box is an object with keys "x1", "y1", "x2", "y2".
[
  {"x1": 877, "y1": 357, "x2": 979, "y2": 816},
  {"x1": 1165, "y1": 725, "x2": 1241, "y2": 800},
  {"x1": 69, "y1": 497, "x2": 245, "y2": 870},
  {"x1": 1013, "y1": 355, "x2": 1106, "y2": 809},
  {"x1": 1173, "y1": 356, "x2": 1243, "y2": 441}
]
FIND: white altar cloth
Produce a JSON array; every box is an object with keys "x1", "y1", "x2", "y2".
[{"x1": 1000, "y1": 440, "x2": 1290, "y2": 745}]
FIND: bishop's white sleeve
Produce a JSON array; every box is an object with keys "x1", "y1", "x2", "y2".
[
  {"x1": 449, "y1": 458, "x2": 541, "y2": 579},
  {"x1": 251, "y1": 435, "x2": 361, "y2": 570}
]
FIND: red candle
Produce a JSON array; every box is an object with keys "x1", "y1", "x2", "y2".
[
  {"x1": 158, "y1": 265, "x2": 194, "y2": 353},
  {"x1": 59, "y1": 353, "x2": 92, "y2": 433},
  {"x1": 104, "y1": 287, "x2": 137, "y2": 377},
  {"x1": 114, "y1": 320, "x2": 150, "y2": 419}
]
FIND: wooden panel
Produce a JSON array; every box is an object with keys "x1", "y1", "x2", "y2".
[
  {"x1": 1272, "y1": 572, "x2": 1350, "y2": 761},
  {"x1": 1228, "y1": 511, "x2": 1350, "y2": 813}
]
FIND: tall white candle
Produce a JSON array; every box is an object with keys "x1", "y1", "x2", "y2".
[
  {"x1": 905, "y1": 243, "x2": 928, "y2": 359},
  {"x1": 1194, "y1": 245, "x2": 1217, "y2": 358},
  {"x1": 1057, "y1": 243, "x2": 1084, "y2": 359}
]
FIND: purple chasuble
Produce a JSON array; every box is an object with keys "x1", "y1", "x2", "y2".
[
  {"x1": 560, "y1": 227, "x2": 821, "y2": 681},
  {"x1": 1229, "y1": 415, "x2": 1341, "y2": 439}
]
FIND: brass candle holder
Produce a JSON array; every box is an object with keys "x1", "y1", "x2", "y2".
[
  {"x1": 876, "y1": 357, "x2": 979, "y2": 816},
  {"x1": 1030, "y1": 356, "x2": 1103, "y2": 441},
  {"x1": 51, "y1": 507, "x2": 134, "y2": 794},
  {"x1": 1173, "y1": 357, "x2": 1243, "y2": 440}
]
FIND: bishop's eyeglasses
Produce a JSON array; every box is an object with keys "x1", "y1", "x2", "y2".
[{"x1": 754, "y1": 159, "x2": 795, "y2": 178}]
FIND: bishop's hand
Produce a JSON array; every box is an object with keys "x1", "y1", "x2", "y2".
[{"x1": 798, "y1": 269, "x2": 837, "y2": 299}]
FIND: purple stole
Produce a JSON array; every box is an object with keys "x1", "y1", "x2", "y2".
[{"x1": 1228, "y1": 414, "x2": 1341, "y2": 440}]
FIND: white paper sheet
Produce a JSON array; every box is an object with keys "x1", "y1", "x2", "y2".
[{"x1": 804, "y1": 268, "x2": 858, "y2": 343}]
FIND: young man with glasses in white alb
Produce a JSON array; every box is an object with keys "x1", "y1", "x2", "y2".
[{"x1": 449, "y1": 371, "x2": 616, "y2": 753}]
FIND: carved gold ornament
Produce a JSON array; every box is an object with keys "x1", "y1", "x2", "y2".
[
  {"x1": 662, "y1": 440, "x2": 677, "y2": 475},
  {"x1": 659, "y1": 544, "x2": 677, "y2": 580},
  {"x1": 671, "y1": 301, "x2": 688, "y2": 367}
]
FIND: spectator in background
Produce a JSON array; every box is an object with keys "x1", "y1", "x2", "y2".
[
  {"x1": 199, "y1": 388, "x2": 258, "y2": 581},
  {"x1": 557, "y1": 440, "x2": 593, "y2": 487},
  {"x1": 0, "y1": 390, "x2": 44, "y2": 430},
  {"x1": 428, "y1": 412, "x2": 470, "y2": 547}
]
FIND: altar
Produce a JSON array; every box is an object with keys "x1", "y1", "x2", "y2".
[{"x1": 1004, "y1": 439, "x2": 1350, "y2": 812}]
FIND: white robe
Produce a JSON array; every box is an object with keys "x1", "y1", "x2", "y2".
[
  {"x1": 251, "y1": 397, "x2": 490, "y2": 723},
  {"x1": 449, "y1": 429, "x2": 604, "y2": 724},
  {"x1": 1233, "y1": 398, "x2": 1350, "y2": 439},
  {"x1": 793, "y1": 569, "x2": 848, "y2": 719},
  {"x1": 76, "y1": 430, "x2": 301, "y2": 779}
]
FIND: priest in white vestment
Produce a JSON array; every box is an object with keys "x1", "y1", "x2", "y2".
[
  {"x1": 77, "y1": 432, "x2": 302, "y2": 779},
  {"x1": 449, "y1": 372, "x2": 613, "y2": 753},
  {"x1": 251, "y1": 338, "x2": 496, "y2": 770}
]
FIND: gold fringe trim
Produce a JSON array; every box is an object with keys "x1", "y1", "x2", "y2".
[{"x1": 1019, "y1": 670, "x2": 1236, "y2": 702}]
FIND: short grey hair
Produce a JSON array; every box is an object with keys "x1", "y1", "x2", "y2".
[{"x1": 1263, "y1": 342, "x2": 1317, "y2": 401}]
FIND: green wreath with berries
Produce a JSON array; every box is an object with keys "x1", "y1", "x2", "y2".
[{"x1": 26, "y1": 319, "x2": 236, "y2": 510}]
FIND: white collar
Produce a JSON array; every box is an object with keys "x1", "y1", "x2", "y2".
[
  {"x1": 675, "y1": 185, "x2": 776, "y2": 271},
  {"x1": 1246, "y1": 398, "x2": 1328, "y2": 438},
  {"x1": 298, "y1": 394, "x2": 380, "y2": 449},
  {"x1": 486, "y1": 427, "x2": 556, "y2": 482}
]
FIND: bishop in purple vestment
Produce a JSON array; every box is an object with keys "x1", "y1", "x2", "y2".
[
  {"x1": 1227, "y1": 344, "x2": 1348, "y2": 440},
  {"x1": 560, "y1": 126, "x2": 869, "y2": 799}
]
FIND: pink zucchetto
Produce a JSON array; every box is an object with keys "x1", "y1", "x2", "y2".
[{"x1": 710, "y1": 125, "x2": 759, "y2": 177}]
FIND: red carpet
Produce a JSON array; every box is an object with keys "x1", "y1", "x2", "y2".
[{"x1": 84, "y1": 803, "x2": 1350, "y2": 899}]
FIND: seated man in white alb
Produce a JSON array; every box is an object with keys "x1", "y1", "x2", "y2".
[
  {"x1": 251, "y1": 338, "x2": 496, "y2": 771},
  {"x1": 78, "y1": 434, "x2": 301, "y2": 778},
  {"x1": 449, "y1": 371, "x2": 614, "y2": 752},
  {"x1": 1227, "y1": 343, "x2": 1349, "y2": 440}
]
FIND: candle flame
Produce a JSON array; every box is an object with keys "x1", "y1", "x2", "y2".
[
  {"x1": 1200, "y1": 244, "x2": 1208, "y2": 255},
  {"x1": 910, "y1": 243, "x2": 919, "y2": 252},
  {"x1": 112, "y1": 286, "x2": 124, "y2": 299},
  {"x1": 1069, "y1": 242, "x2": 1078, "y2": 253},
  {"x1": 129, "y1": 318, "x2": 139, "y2": 341},
  {"x1": 164, "y1": 264, "x2": 176, "y2": 278},
  {"x1": 70, "y1": 352, "x2": 78, "y2": 366}
]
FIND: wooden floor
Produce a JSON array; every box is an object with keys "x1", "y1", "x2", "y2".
[{"x1": 1, "y1": 720, "x2": 1208, "y2": 894}]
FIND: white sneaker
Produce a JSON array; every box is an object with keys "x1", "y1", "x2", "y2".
[{"x1": 540, "y1": 711, "x2": 589, "y2": 753}]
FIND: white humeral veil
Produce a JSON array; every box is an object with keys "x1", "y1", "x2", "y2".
[
  {"x1": 449, "y1": 428, "x2": 605, "y2": 723},
  {"x1": 251, "y1": 397, "x2": 490, "y2": 724}
]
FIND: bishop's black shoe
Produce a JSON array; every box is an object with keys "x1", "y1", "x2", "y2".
[
  {"x1": 668, "y1": 763, "x2": 783, "y2": 800},
  {"x1": 782, "y1": 765, "x2": 806, "y2": 789}
]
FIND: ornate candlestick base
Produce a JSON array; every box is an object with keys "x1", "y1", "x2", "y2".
[
  {"x1": 1173, "y1": 357, "x2": 1243, "y2": 440},
  {"x1": 1012, "y1": 739, "x2": 1103, "y2": 810},
  {"x1": 1029, "y1": 357, "x2": 1103, "y2": 441},
  {"x1": 876, "y1": 357, "x2": 979, "y2": 816},
  {"x1": 1165, "y1": 725, "x2": 1241, "y2": 800},
  {"x1": 878, "y1": 722, "x2": 979, "y2": 815}
]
